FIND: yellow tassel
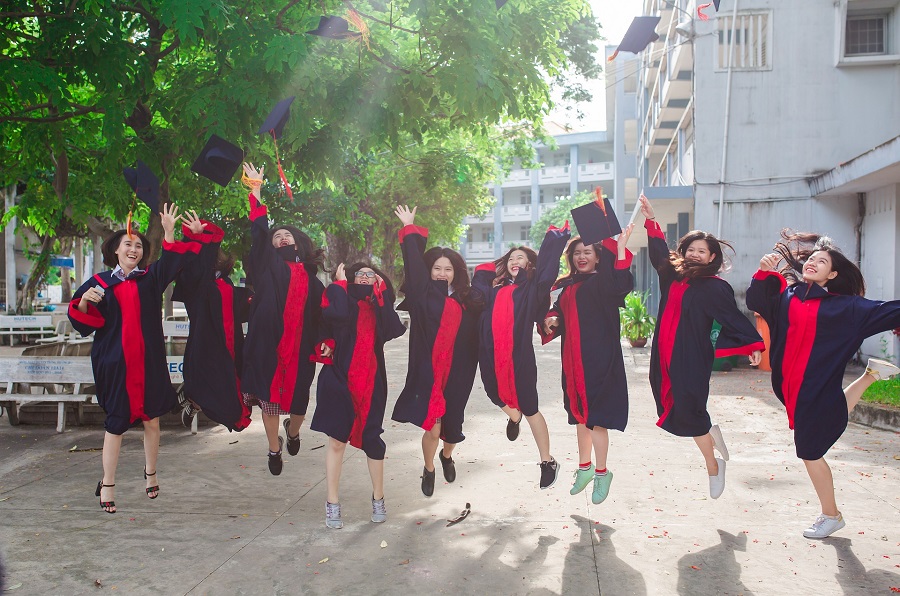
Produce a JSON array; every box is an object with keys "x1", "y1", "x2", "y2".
[{"x1": 345, "y1": 9, "x2": 370, "y2": 49}]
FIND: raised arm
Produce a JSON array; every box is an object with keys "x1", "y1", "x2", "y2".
[
  {"x1": 172, "y1": 212, "x2": 218, "y2": 303},
  {"x1": 745, "y1": 253, "x2": 788, "y2": 326},
  {"x1": 321, "y1": 265, "x2": 352, "y2": 326},
  {"x1": 640, "y1": 195, "x2": 673, "y2": 275},
  {"x1": 590, "y1": 224, "x2": 636, "y2": 300},
  {"x1": 149, "y1": 202, "x2": 201, "y2": 290},
  {"x1": 396, "y1": 205, "x2": 430, "y2": 306},
  {"x1": 532, "y1": 222, "x2": 571, "y2": 322},
  {"x1": 855, "y1": 297, "x2": 900, "y2": 340}
]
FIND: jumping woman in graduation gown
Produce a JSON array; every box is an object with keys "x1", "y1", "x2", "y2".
[
  {"x1": 239, "y1": 163, "x2": 325, "y2": 476},
  {"x1": 390, "y1": 206, "x2": 484, "y2": 497},
  {"x1": 748, "y1": 232, "x2": 900, "y2": 539},
  {"x1": 472, "y1": 222, "x2": 570, "y2": 489},
  {"x1": 68, "y1": 204, "x2": 200, "y2": 513},
  {"x1": 640, "y1": 195, "x2": 763, "y2": 500},
  {"x1": 173, "y1": 214, "x2": 252, "y2": 432},
  {"x1": 311, "y1": 263, "x2": 406, "y2": 528},
  {"x1": 539, "y1": 227, "x2": 635, "y2": 505}
]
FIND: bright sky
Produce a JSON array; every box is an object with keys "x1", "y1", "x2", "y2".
[{"x1": 549, "y1": 0, "x2": 644, "y2": 131}]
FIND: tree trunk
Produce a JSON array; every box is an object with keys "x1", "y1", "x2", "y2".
[
  {"x1": 58, "y1": 237, "x2": 73, "y2": 302},
  {"x1": 17, "y1": 235, "x2": 53, "y2": 313},
  {"x1": 324, "y1": 230, "x2": 371, "y2": 274}
]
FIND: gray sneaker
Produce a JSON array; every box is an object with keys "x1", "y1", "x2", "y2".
[
  {"x1": 371, "y1": 497, "x2": 387, "y2": 523},
  {"x1": 803, "y1": 513, "x2": 845, "y2": 539},
  {"x1": 325, "y1": 501, "x2": 343, "y2": 529}
]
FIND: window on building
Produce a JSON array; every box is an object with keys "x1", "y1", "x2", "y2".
[
  {"x1": 716, "y1": 12, "x2": 772, "y2": 71},
  {"x1": 520, "y1": 225, "x2": 531, "y2": 241},
  {"x1": 846, "y1": 14, "x2": 888, "y2": 56},
  {"x1": 519, "y1": 190, "x2": 531, "y2": 204}
]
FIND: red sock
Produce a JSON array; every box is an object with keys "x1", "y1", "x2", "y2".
[
  {"x1": 579, "y1": 461, "x2": 592, "y2": 470},
  {"x1": 595, "y1": 468, "x2": 607, "y2": 475}
]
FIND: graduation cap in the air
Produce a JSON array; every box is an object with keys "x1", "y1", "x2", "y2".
[
  {"x1": 258, "y1": 97, "x2": 296, "y2": 201},
  {"x1": 570, "y1": 187, "x2": 622, "y2": 245},
  {"x1": 496, "y1": 0, "x2": 508, "y2": 8},
  {"x1": 306, "y1": 15, "x2": 362, "y2": 39},
  {"x1": 697, "y1": 1, "x2": 721, "y2": 21},
  {"x1": 607, "y1": 16, "x2": 662, "y2": 61},
  {"x1": 191, "y1": 134, "x2": 244, "y2": 188},
  {"x1": 122, "y1": 159, "x2": 160, "y2": 213}
]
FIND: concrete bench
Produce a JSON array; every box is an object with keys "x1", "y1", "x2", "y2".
[
  {"x1": 0, "y1": 315, "x2": 55, "y2": 346},
  {"x1": 0, "y1": 355, "x2": 186, "y2": 433}
]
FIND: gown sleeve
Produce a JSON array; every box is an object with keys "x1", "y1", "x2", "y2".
[
  {"x1": 532, "y1": 223, "x2": 571, "y2": 323},
  {"x1": 149, "y1": 238, "x2": 201, "y2": 291},
  {"x1": 645, "y1": 219, "x2": 676, "y2": 285},
  {"x1": 67, "y1": 278, "x2": 107, "y2": 336},
  {"x1": 706, "y1": 279, "x2": 765, "y2": 357},
  {"x1": 537, "y1": 292, "x2": 564, "y2": 345},
  {"x1": 590, "y1": 238, "x2": 636, "y2": 301},
  {"x1": 172, "y1": 220, "x2": 224, "y2": 304},
  {"x1": 472, "y1": 262, "x2": 496, "y2": 310},
  {"x1": 745, "y1": 269, "x2": 788, "y2": 327},
  {"x1": 246, "y1": 191, "x2": 280, "y2": 280},
  {"x1": 853, "y1": 297, "x2": 900, "y2": 340},
  {"x1": 398, "y1": 224, "x2": 430, "y2": 307},
  {"x1": 374, "y1": 283, "x2": 408, "y2": 342}
]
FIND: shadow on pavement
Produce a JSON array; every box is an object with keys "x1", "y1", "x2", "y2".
[
  {"x1": 676, "y1": 529, "x2": 753, "y2": 596},
  {"x1": 567, "y1": 515, "x2": 647, "y2": 596},
  {"x1": 828, "y1": 537, "x2": 900, "y2": 596}
]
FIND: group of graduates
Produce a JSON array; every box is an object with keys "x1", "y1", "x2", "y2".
[{"x1": 68, "y1": 164, "x2": 900, "y2": 538}]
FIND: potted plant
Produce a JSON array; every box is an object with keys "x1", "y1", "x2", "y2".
[{"x1": 620, "y1": 290, "x2": 656, "y2": 348}]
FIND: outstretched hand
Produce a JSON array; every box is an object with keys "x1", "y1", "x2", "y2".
[
  {"x1": 395, "y1": 205, "x2": 417, "y2": 227},
  {"x1": 160, "y1": 203, "x2": 180, "y2": 242},
  {"x1": 759, "y1": 253, "x2": 779, "y2": 272},
  {"x1": 617, "y1": 223, "x2": 635, "y2": 253},
  {"x1": 181, "y1": 210, "x2": 207, "y2": 236},
  {"x1": 335, "y1": 263, "x2": 346, "y2": 282},
  {"x1": 242, "y1": 162, "x2": 264, "y2": 184},
  {"x1": 639, "y1": 194, "x2": 655, "y2": 220}
]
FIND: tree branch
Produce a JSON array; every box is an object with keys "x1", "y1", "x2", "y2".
[
  {"x1": 0, "y1": 105, "x2": 104, "y2": 124},
  {"x1": 275, "y1": 0, "x2": 302, "y2": 35}
]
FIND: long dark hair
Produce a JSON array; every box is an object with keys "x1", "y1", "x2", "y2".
[
  {"x1": 268, "y1": 225, "x2": 326, "y2": 269},
  {"x1": 669, "y1": 230, "x2": 732, "y2": 279},
  {"x1": 557, "y1": 236, "x2": 601, "y2": 285},
  {"x1": 344, "y1": 262, "x2": 394, "y2": 294},
  {"x1": 101, "y1": 230, "x2": 151, "y2": 270},
  {"x1": 773, "y1": 230, "x2": 865, "y2": 296},
  {"x1": 492, "y1": 245, "x2": 538, "y2": 286}
]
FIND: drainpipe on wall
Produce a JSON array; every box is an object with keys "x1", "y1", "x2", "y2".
[
  {"x1": 716, "y1": 0, "x2": 740, "y2": 237},
  {"x1": 855, "y1": 192, "x2": 866, "y2": 265}
]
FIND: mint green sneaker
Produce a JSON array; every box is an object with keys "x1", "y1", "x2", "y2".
[
  {"x1": 570, "y1": 468, "x2": 594, "y2": 495},
  {"x1": 592, "y1": 471, "x2": 613, "y2": 504}
]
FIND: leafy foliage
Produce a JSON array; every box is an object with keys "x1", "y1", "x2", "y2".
[{"x1": 620, "y1": 290, "x2": 656, "y2": 341}]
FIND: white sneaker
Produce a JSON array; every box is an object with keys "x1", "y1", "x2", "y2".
[
  {"x1": 325, "y1": 501, "x2": 343, "y2": 529},
  {"x1": 802, "y1": 513, "x2": 845, "y2": 539},
  {"x1": 709, "y1": 424, "x2": 730, "y2": 461},
  {"x1": 866, "y1": 358, "x2": 900, "y2": 381},
  {"x1": 709, "y1": 458, "x2": 726, "y2": 499}
]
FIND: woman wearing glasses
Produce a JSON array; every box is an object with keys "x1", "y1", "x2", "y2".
[{"x1": 310, "y1": 262, "x2": 406, "y2": 528}]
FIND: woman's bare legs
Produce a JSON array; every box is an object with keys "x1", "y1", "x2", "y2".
[
  {"x1": 367, "y1": 457, "x2": 384, "y2": 501},
  {"x1": 525, "y1": 411, "x2": 551, "y2": 462},
  {"x1": 286, "y1": 413, "x2": 304, "y2": 438},
  {"x1": 844, "y1": 373, "x2": 877, "y2": 413},
  {"x1": 693, "y1": 433, "x2": 719, "y2": 476},
  {"x1": 261, "y1": 412, "x2": 282, "y2": 452},
  {"x1": 803, "y1": 457, "x2": 839, "y2": 517},
  {"x1": 576, "y1": 424, "x2": 593, "y2": 463},
  {"x1": 142, "y1": 418, "x2": 161, "y2": 497},
  {"x1": 100, "y1": 432, "x2": 123, "y2": 512},
  {"x1": 422, "y1": 422, "x2": 442, "y2": 472},
  {"x1": 325, "y1": 438, "x2": 347, "y2": 504},
  {"x1": 591, "y1": 426, "x2": 610, "y2": 470}
]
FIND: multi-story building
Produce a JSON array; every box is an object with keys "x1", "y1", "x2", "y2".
[
  {"x1": 460, "y1": 125, "x2": 617, "y2": 269},
  {"x1": 625, "y1": 0, "x2": 900, "y2": 361}
]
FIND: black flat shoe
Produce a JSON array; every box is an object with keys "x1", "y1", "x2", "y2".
[
  {"x1": 506, "y1": 414, "x2": 522, "y2": 441},
  {"x1": 438, "y1": 452, "x2": 456, "y2": 483},
  {"x1": 96, "y1": 480, "x2": 116, "y2": 514},
  {"x1": 283, "y1": 419, "x2": 301, "y2": 456},
  {"x1": 421, "y1": 467, "x2": 435, "y2": 497},
  {"x1": 144, "y1": 467, "x2": 159, "y2": 499},
  {"x1": 268, "y1": 437, "x2": 284, "y2": 476}
]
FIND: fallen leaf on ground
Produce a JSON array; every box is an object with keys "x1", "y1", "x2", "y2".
[
  {"x1": 691, "y1": 566, "x2": 700, "y2": 570},
  {"x1": 319, "y1": 557, "x2": 329, "y2": 564},
  {"x1": 399, "y1": 559, "x2": 410, "y2": 565},
  {"x1": 381, "y1": 540, "x2": 388, "y2": 548},
  {"x1": 69, "y1": 445, "x2": 77, "y2": 451}
]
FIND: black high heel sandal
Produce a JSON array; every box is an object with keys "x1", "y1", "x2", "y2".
[
  {"x1": 95, "y1": 480, "x2": 116, "y2": 514},
  {"x1": 144, "y1": 467, "x2": 159, "y2": 499}
]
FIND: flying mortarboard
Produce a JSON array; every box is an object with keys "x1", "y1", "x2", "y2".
[
  {"x1": 258, "y1": 96, "x2": 295, "y2": 140},
  {"x1": 697, "y1": 1, "x2": 722, "y2": 21},
  {"x1": 306, "y1": 16, "x2": 362, "y2": 39},
  {"x1": 191, "y1": 134, "x2": 244, "y2": 188},
  {"x1": 496, "y1": 0, "x2": 508, "y2": 8},
  {"x1": 122, "y1": 160, "x2": 160, "y2": 213},
  {"x1": 570, "y1": 187, "x2": 622, "y2": 245},
  {"x1": 607, "y1": 16, "x2": 662, "y2": 62}
]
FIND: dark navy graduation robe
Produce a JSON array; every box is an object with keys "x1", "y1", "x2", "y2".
[
  {"x1": 68, "y1": 241, "x2": 200, "y2": 435},
  {"x1": 747, "y1": 269, "x2": 900, "y2": 460},
  {"x1": 540, "y1": 239, "x2": 634, "y2": 431},
  {"x1": 645, "y1": 219, "x2": 764, "y2": 437},
  {"x1": 391, "y1": 225, "x2": 482, "y2": 443},
  {"x1": 473, "y1": 224, "x2": 570, "y2": 417},
  {"x1": 310, "y1": 281, "x2": 406, "y2": 460},
  {"x1": 172, "y1": 221, "x2": 252, "y2": 431},
  {"x1": 240, "y1": 194, "x2": 324, "y2": 415}
]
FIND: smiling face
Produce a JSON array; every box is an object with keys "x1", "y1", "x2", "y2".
[
  {"x1": 571, "y1": 242, "x2": 599, "y2": 274},
  {"x1": 354, "y1": 267, "x2": 376, "y2": 285},
  {"x1": 506, "y1": 249, "x2": 530, "y2": 277},
  {"x1": 802, "y1": 250, "x2": 838, "y2": 286},
  {"x1": 271, "y1": 229, "x2": 295, "y2": 248},
  {"x1": 431, "y1": 256, "x2": 455, "y2": 287},
  {"x1": 683, "y1": 239, "x2": 715, "y2": 266},
  {"x1": 115, "y1": 235, "x2": 144, "y2": 272}
]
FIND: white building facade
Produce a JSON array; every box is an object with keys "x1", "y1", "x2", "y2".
[{"x1": 628, "y1": 0, "x2": 900, "y2": 361}]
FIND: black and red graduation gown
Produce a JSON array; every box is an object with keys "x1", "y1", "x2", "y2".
[
  {"x1": 240, "y1": 194, "x2": 324, "y2": 415},
  {"x1": 67, "y1": 240, "x2": 200, "y2": 435},
  {"x1": 539, "y1": 239, "x2": 634, "y2": 431},
  {"x1": 645, "y1": 219, "x2": 764, "y2": 437},
  {"x1": 391, "y1": 225, "x2": 482, "y2": 443},
  {"x1": 310, "y1": 280, "x2": 406, "y2": 459},
  {"x1": 172, "y1": 221, "x2": 252, "y2": 431},
  {"x1": 473, "y1": 224, "x2": 571, "y2": 417},
  {"x1": 747, "y1": 270, "x2": 900, "y2": 460}
]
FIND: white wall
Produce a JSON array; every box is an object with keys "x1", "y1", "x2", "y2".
[{"x1": 860, "y1": 185, "x2": 899, "y2": 361}]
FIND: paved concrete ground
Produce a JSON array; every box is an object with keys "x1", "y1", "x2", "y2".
[{"x1": 0, "y1": 335, "x2": 898, "y2": 595}]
